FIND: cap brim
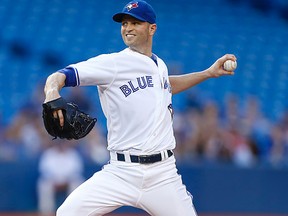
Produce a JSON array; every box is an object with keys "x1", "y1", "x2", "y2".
[{"x1": 113, "y1": 12, "x2": 146, "y2": 23}]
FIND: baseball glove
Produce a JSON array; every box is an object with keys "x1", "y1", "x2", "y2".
[{"x1": 42, "y1": 97, "x2": 97, "y2": 140}]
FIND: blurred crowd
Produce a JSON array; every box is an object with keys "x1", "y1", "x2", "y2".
[
  {"x1": 0, "y1": 82, "x2": 288, "y2": 169},
  {"x1": 174, "y1": 92, "x2": 288, "y2": 168}
]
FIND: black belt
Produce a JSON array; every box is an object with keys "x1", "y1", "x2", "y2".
[{"x1": 116, "y1": 150, "x2": 173, "y2": 164}]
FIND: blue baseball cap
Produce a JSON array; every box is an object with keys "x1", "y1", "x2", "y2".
[{"x1": 113, "y1": 1, "x2": 156, "y2": 24}]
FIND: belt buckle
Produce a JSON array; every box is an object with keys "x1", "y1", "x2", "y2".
[{"x1": 138, "y1": 155, "x2": 152, "y2": 164}]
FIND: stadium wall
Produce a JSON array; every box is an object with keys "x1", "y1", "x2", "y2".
[{"x1": 0, "y1": 160, "x2": 287, "y2": 214}]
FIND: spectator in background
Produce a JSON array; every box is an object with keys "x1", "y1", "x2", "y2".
[
  {"x1": 243, "y1": 96, "x2": 272, "y2": 163},
  {"x1": 77, "y1": 125, "x2": 109, "y2": 165},
  {"x1": 220, "y1": 94, "x2": 258, "y2": 167},
  {"x1": 192, "y1": 101, "x2": 235, "y2": 163},
  {"x1": 269, "y1": 111, "x2": 288, "y2": 167},
  {"x1": 3, "y1": 81, "x2": 52, "y2": 160},
  {"x1": 0, "y1": 111, "x2": 20, "y2": 161},
  {"x1": 37, "y1": 140, "x2": 84, "y2": 215},
  {"x1": 269, "y1": 123, "x2": 285, "y2": 166},
  {"x1": 4, "y1": 106, "x2": 43, "y2": 159}
]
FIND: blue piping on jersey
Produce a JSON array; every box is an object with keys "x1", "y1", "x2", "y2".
[
  {"x1": 151, "y1": 54, "x2": 158, "y2": 66},
  {"x1": 58, "y1": 67, "x2": 79, "y2": 87}
]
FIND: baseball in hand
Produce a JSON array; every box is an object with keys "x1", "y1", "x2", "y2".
[{"x1": 223, "y1": 60, "x2": 237, "y2": 72}]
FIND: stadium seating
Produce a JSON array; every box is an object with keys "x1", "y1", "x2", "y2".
[{"x1": 0, "y1": 0, "x2": 288, "y2": 124}]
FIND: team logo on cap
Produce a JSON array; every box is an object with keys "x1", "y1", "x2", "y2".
[{"x1": 126, "y1": 2, "x2": 138, "y2": 11}]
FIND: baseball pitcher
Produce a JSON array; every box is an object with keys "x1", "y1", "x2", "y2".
[{"x1": 43, "y1": 1, "x2": 237, "y2": 215}]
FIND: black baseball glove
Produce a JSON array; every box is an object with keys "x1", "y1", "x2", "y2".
[{"x1": 42, "y1": 97, "x2": 97, "y2": 140}]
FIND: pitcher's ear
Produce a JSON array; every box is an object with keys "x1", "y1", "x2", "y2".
[{"x1": 150, "y1": 24, "x2": 157, "y2": 36}]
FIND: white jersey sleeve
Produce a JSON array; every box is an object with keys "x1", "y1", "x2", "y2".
[{"x1": 68, "y1": 54, "x2": 117, "y2": 89}]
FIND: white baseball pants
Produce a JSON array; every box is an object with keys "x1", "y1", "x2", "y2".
[{"x1": 56, "y1": 155, "x2": 197, "y2": 216}]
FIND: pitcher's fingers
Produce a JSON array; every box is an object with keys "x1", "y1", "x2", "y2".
[
  {"x1": 220, "y1": 54, "x2": 237, "y2": 63},
  {"x1": 53, "y1": 111, "x2": 58, "y2": 119},
  {"x1": 226, "y1": 54, "x2": 237, "y2": 61},
  {"x1": 57, "y1": 109, "x2": 64, "y2": 127}
]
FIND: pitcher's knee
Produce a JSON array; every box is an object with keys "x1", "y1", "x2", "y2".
[
  {"x1": 56, "y1": 200, "x2": 91, "y2": 216},
  {"x1": 56, "y1": 203, "x2": 69, "y2": 216},
  {"x1": 56, "y1": 206, "x2": 62, "y2": 216}
]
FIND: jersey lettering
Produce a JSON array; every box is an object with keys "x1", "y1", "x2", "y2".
[
  {"x1": 119, "y1": 85, "x2": 132, "y2": 97},
  {"x1": 168, "y1": 103, "x2": 174, "y2": 120},
  {"x1": 128, "y1": 81, "x2": 139, "y2": 92},
  {"x1": 163, "y1": 77, "x2": 172, "y2": 93},
  {"x1": 138, "y1": 76, "x2": 147, "y2": 89},
  {"x1": 120, "y1": 76, "x2": 154, "y2": 97}
]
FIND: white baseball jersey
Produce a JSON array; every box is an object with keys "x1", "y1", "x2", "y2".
[{"x1": 67, "y1": 48, "x2": 176, "y2": 154}]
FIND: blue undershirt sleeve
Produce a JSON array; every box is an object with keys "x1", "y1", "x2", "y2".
[{"x1": 58, "y1": 67, "x2": 79, "y2": 87}]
